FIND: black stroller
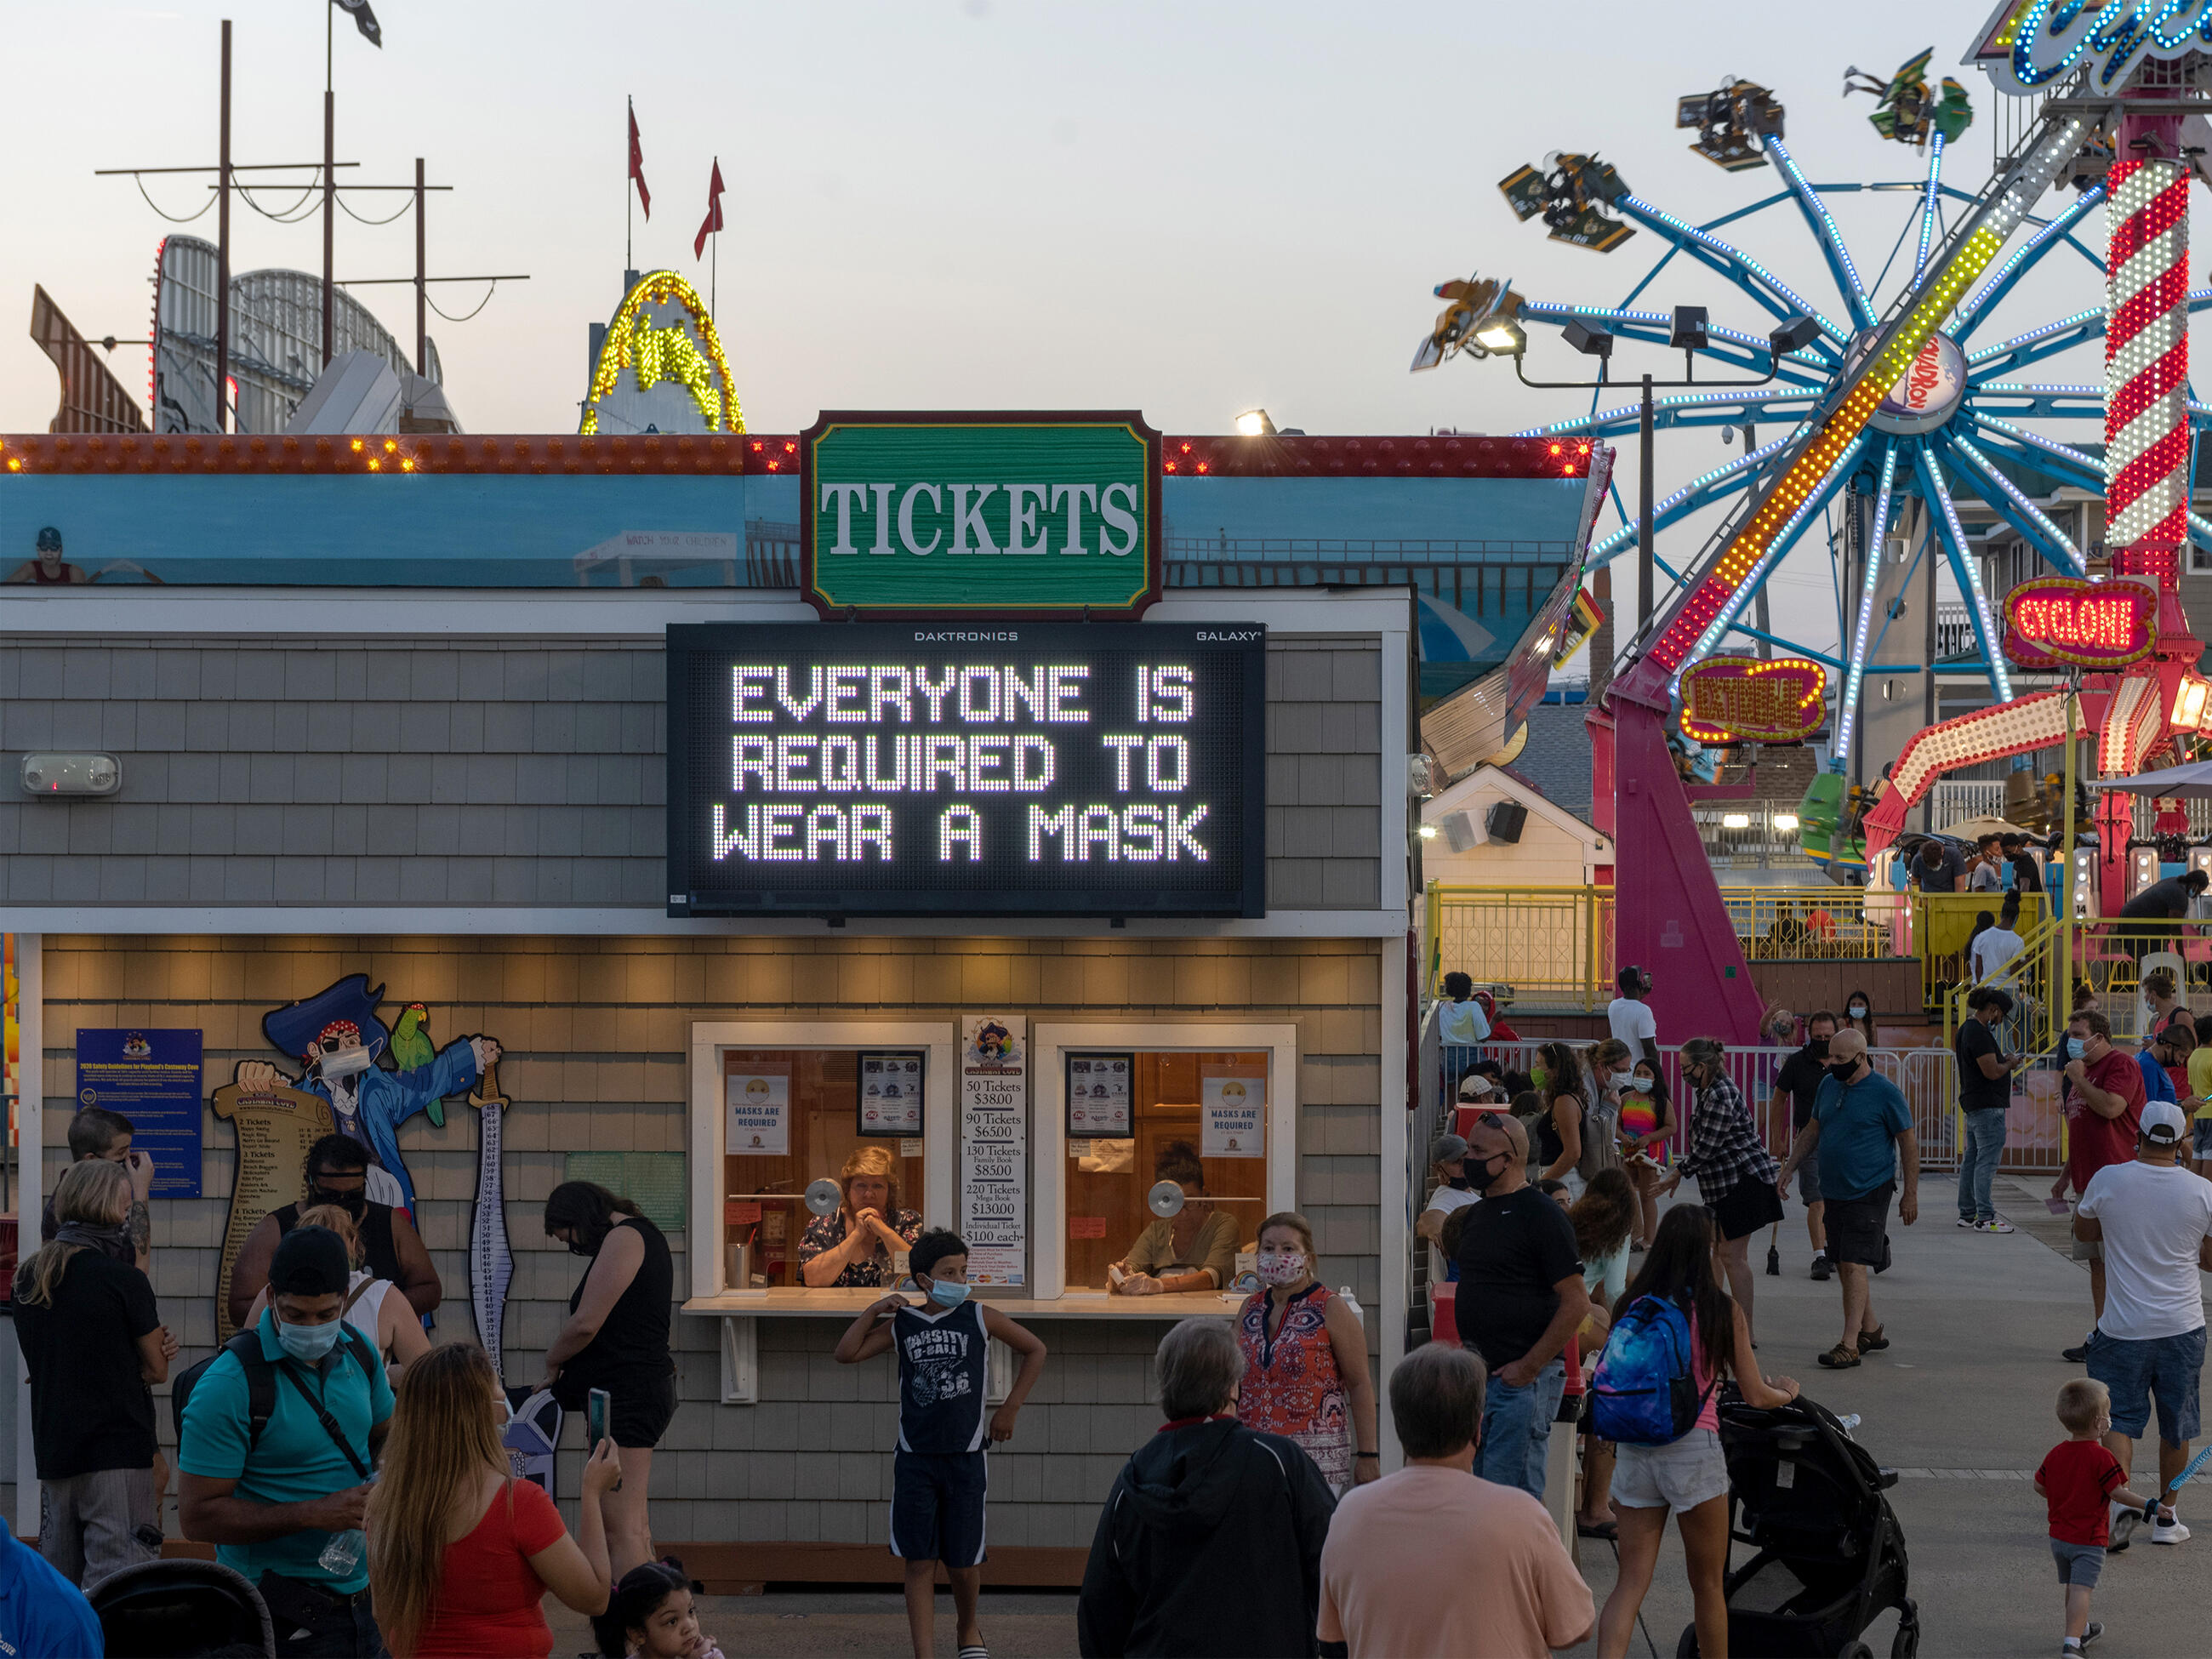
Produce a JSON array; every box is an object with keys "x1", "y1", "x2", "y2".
[
  {"x1": 89, "y1": 1558, "x2": 276, "y2": 1658},
  {"x1": 1676, "y1": 1393, "x2": 1919, "y2": 1657}
]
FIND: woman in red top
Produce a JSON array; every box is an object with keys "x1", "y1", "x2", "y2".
[
  {"x1": 368, "y1": 1343, "x2": 623, "y2": 1658},
  {"x1": 1233, "y1": 1211, "x2": 1378, "y2": 1492}
]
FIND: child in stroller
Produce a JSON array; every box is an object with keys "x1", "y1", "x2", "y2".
[{"x1": 1679, "y1": 1391, "x2": 1919, "y2": 1658}]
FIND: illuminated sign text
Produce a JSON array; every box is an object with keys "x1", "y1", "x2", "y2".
[
  {"x1": 2002, "y1": 577, "x2": 2155, "y2": 670},
  {"x1": 1679, "y1": 655, "x2": 1827, "y2": 744},
  {"x1": 665, "y1": 622, "x2": 1264, "y2": 915}
]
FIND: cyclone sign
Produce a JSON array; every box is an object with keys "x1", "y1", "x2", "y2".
[
  {"x1": 1869, "y1": 333, "x2": 1966, "y2": 436},
  {"x1": 2002, "y1": 577, "x2": 2156, "y2": 670},
  {"x1": 1971, "y1": 0, "x2": 2212, "y2": 94}
]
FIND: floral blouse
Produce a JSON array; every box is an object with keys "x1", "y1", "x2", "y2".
[
  {"x1": 797, "y1": 1207, "x2": 922, "y2": 1287},
  {"x1": 1235, "y1": 1283, "x2": 1351, "y2": 1490}
]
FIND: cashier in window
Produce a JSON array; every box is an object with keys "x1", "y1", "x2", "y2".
[
  {"x1": 798, "y1": 1145, "x2": 922, "y2": 1288},
  {"x1": 1110, "y1": 1141, "x2": 1240, "y2": 1296}
]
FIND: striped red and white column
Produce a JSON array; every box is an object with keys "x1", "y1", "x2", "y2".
[{"x1": 2106, "y1": 156, "x2": 2190, "y2": 580}]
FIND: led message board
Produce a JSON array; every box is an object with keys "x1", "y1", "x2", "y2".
[
  {"x1": 666, "y1": 622, "x2": 1265, "y2": 917},
  {"x1": 1679, "y1": 654, "x2": 1827, "y2": 744},
  {"x1": 2002, "y1": 576, "x2": 2154, "y2": 670}
]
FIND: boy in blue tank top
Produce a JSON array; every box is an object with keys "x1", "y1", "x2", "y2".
[{"x1": 835, "y1": 1229, "x2": 1048, "y2": 1659}]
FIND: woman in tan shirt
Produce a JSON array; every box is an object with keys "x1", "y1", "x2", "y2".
[{"x1": 1109, "y1": 1141, "x2": 1240, "y2": 1295}]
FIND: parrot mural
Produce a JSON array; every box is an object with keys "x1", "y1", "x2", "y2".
[{"x1": 391, "y1": 1003, "x2": 442, "y2": 1126}]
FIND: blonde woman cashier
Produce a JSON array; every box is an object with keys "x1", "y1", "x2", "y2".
[{"x1": 1110, "y1": 1142, "x2": 1239, "y2": 1296}]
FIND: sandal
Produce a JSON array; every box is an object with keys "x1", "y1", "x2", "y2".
[
  {"x1": 1576, "y1": 1519, "x2": 1619, "y2": 1541},
  {"x1": 1818, "y1": 1343, "x2": 1862, "y2": 1369},
  {"x1": 1856, "y1": 1325, "x2": 1890, "y2": 1354}
]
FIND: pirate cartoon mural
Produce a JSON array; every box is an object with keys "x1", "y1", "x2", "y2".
[{"x1": 235, "y1": 973, "x2": 499, "y2": 1216}]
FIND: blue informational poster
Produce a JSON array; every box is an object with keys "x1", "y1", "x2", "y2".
[{"x1": 74, "y1": 1029, "x2": 204, "y2": 1198}]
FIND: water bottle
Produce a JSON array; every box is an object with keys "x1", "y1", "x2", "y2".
[
  {"x1": 1837, "y1": 1413, "x2": 1862, "y2": 1440},
  {"x1": 317, "y1": 1528, "x2": 364, "y2": 1576}
]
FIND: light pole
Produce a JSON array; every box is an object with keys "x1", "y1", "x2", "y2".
[{"x1": 1489, "y1": 305, "x2": 1822, "y2": 641}]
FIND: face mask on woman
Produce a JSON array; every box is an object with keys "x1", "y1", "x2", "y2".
[
  {"x1": 1622, "y1": 1073, "x2": 1652, "y2": 1092},
  {"x1": 1848, "y1": 1003, "x2": 1869, "y2": 1019},
  {"x1": 1531, "y1": 1065, "x2": 1550, "y2": 1088},
  {"x1": 1257, "y1": 1250, "x2": 1307, "y2": 1286}
]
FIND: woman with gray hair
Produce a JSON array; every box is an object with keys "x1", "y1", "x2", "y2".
[{"x1": 1077, "y1": 1318, "x2": 1336, "y2": 1657}]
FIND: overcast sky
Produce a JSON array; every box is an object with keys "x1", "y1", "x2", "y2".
[{"x1": 0, "y1": 1, "x2": 2166, "y2": 652}]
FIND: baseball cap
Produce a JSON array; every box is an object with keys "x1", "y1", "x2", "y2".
[
  {"x1": 1457, "y1": 1072, "x2": 1499, "y2": 1101},
  {"x1": 2141, "y1": 1100, "x2": 2188, "y2": 1146},
  {"x1": 1430, "y1": 1133, "x2": 1468, "y2": 1166},
  {"x1": 267, "y1": 1225, "x2": 351, "y2": 1297}
]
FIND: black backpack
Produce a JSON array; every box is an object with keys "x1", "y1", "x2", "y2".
[{"x1": 172, "y1": 1324, "x2": 379, "y2": 1476}]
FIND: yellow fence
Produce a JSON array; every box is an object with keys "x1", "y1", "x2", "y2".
[
  {"x1": 1425, "y1": 884, "x2": 1614, "y2": 1012},
  {"x1": 1717, "y1": 886, "x2": 1902, "y2": 962}
]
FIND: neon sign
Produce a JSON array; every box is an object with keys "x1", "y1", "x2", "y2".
[
  {"x1": 1679, "y1": 654, "x2": 1827, "y2": 744},
  {"x1": 2001, "y1": 576, "x2": 2155, "y2": 669},
  {"x1": 579, "y1": 271, "x2": 743, "y2": 436},
  {"x1": 664, "y1": 622, "x2": 1265, "y2": 917},
  {"x1": 1972, "y1": 0, "x2": 2212, "y2": 93}
]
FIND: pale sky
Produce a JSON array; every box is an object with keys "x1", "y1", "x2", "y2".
[{"x1": 0, "y1": 1, "x2": 2169, "y2": 653}]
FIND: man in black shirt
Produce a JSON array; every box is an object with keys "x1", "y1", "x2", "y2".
[
  {"x1": 1999, "y1": 835, "x2": 2044, "y2": 894},
  {"x1": 1773, "y1": 1011, "x2": 1840, "y2": 1280},
  {"x1": 1453, "y1": 1114, "x2": 1587, "y2": 1502},
  {"x1": 2118, "y1": 869, "x2": 2208, "y2": 924},
  {"x1": 1956, "y1": 987, "x2": 2027, "y2": 1232}
]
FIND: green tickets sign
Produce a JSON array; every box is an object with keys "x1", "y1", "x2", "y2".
[{"x1": 800, "y1": 412, "x2": 1162, "y2": 619}]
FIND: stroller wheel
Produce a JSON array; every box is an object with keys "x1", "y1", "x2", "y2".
[
  {"x1": 1838, "y1": 1644, "x2": 1875, "y2": 1659},
  {"x1": 1890, "y1": 1606, "x2": 1921, "y2": 1659},
  {"x1": 1674, "y1": 1627, "x2": 1700, "y2": 1658}
]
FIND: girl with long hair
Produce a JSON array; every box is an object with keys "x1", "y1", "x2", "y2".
[
  {"x1": 1840, "y1": 991, "x2": 1878, "y2": 1047},
  {"x1": 1569, "y1": 1167, "x2": 1639, "y2": 1541},
  {"x1": 592, "y1": 1559, "x2": 726, "y2": 1658},
  {"x1": 1594, "y1": 1205, "x2": 1799, "y2": 1659},
  {"x1": 1599, "y1": 1046, "x2": 1674, "y2": 1251},
  {"x1": 1532, "y1": 1040, "x2": 1592, "y2": 1194},
  {"x1": 368, "y1": 1342, "x2": 621, "y2": 1657},
  {"x1": 13, "y1": 1159, "x2": 177, "y2": 1588},
  {"x1": 242, "y1": 1202, "x2": 430, "y2": 1383},
  {"x1": 1662, "y1": 1039, "x2": 1783, "y2": 1338},
  {"x1": 541, "y1": 1181, "x2": 677, "y2": 1577}
]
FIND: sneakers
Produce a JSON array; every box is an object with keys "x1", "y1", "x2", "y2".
[
  {"x1": 1975, "y1": 1217, "x2": 2016, "y2": 1234},
  {"x1": 1810, "y1": 1251, "x2": 1831, "y2": 1281},
  {"x1": 1956, "y1": 1217, "x2": 1977, "y2": 1229},
  {"x1": 2063, "y1": 1340, "x2": 2092, "y2": 1363},
  {"x1": 2152, "y1": 1515, "x2": 2191, "y2": 1545},
  {"x1": 2065, "y1": 1620, "x2": 2101, "y2": 1651},
  {"x1": 2110, "y1": 1503, "x2": 2140, "y2": 1553}
]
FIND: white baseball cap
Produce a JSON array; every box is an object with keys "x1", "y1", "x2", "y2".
[{"x1": 2141, "y1": 1100, "x2": 2188, "y2": 1146}]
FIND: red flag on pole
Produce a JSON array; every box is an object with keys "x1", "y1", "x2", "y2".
[
  {"x1": 693, "y1": 158, "x2": 726, "y2": 259},
  {"x1": 628, "y1": 104, "x2": 651, "y2": 219}
]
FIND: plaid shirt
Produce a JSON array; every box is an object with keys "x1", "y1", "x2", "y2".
[{"x1": 1678, "y1": 1073, "x2": 1777, "y2": 1198}]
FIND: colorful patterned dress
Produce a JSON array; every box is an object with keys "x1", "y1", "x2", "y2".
[{"x1": 1235, "y1": 1283, "x2": 1351, "y2": 1490}]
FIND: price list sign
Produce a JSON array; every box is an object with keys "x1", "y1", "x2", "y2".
[{"x1": 666, "y1": 622, "x2": 1266, "y2": 917}]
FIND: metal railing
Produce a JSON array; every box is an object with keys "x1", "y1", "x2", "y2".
[
  {"x1": 1914, "y1": 892, "x2": 2051, "y2": 1012},
  {"x1": 1424, "y1": 884, "x2": 1614, "y2": 1012},
  {"x1": 1719, "y1": 884, "x2": 1902, "y2": 961}
]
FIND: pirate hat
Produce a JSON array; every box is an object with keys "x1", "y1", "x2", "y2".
[{"x1": 262, "y1": 972, "x2": 390, "y2": 1064}]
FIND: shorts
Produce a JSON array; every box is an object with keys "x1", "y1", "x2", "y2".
[
  {"x1": 1611, "y1": 1428, "x2": 1730, "y2": 1513},
  {"x1": 890, "y1": 1448, "x2": 988, "y2": 1567},
  {"x1": 1795, "y1": 1149, "x2": 1824, "y2": 1206},
  {"x1": 2051, "y1": 1539, "x2": 2104, "y2": 1588},
  {"x1": 2086, "y1": 1326, "x2": 2205, "y2": 1445},
  {"x1": 562, "y1": 1370, "x2": 678, "y2": 1449},
  {"x1": 2072, "y1": 1234, "x2": 2104, "y2": 1263},
  {"x1": 1824, "y1": 1185, "x2": 1895, "y2": 1270},
  {"x1": 1709, "y1": 1177, "x2": 1785, "y2": 1242},
  {"x1": 2194, "y1": 1120, "x2": 2212, "y2": 1159}
]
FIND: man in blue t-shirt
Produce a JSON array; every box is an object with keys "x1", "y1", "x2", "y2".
[
  {"x1": 0, "y1": 1511, "x2": 103, "y2": 1658},
  {"x1": 1777, "y1": 1029, "x2": 1918, "y2": 1374},
  {"x1": 179, "y1": 1227, "x2": 392, "y2": 1656}
]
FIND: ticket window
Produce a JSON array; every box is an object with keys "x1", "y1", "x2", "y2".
[
  {"x1": 1063, "y1": 1051, "x2": 1270, "y2": 1293},
  {"x1": 721, "y1": 1048, "x2": 927, "y2": 1291}
]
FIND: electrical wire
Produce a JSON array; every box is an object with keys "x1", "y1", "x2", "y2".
[
  {"x1": 133, "y1": 176, "x2": 214, "y2": 224},
  {"x1": 338, "y1": 194, "x2": 413, "y2": 226},
  {"x1": 236, "y1": 179, "x2": 322, "y2": 220},
  {"x1": 425, "y1": 281, "x2": 500, "y2": 323}
]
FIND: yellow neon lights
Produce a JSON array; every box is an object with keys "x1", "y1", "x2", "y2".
[{"x1": 580, "y1": 271, "x2": 744, "y2": 437}]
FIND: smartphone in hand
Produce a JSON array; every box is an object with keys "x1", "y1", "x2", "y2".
[{"x1": 587, "y1": 1388, "x2": 610, "y2": 1448}]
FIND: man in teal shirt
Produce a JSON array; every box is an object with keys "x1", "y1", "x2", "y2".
[
  {"x1": 180, "y1": 1227, "x2": 392, "y2": 1656},
  {"x1": 1777, "y1": 1029, "x2": 1919, "y2": 1373}
]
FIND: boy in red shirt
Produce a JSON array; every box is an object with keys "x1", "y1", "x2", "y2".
[{"x1": 2037, "y1": 1379, "x2": 2158, "y2": 1656}]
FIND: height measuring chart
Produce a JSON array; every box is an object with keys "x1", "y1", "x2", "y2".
[{"x1": 665, "y1": 623, "x2": 1266, "y2": 916}]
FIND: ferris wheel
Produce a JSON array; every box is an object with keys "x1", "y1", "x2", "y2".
[{"x1": 1421, "y1": 66, "x2": 2212, "y2": 774}]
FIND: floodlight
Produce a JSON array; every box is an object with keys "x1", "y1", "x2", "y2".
[
  {"x1": 1768, "y1": 314, "x2": 1821, "y2": 356},
  {"x1": 1722, "y1": 812, "x2": 1753, "y2": 829},
  {"x1": 1475, "y1": 316, "x2": 1525, "y2": 355},
  {"x1": 1670, "y1": 305, "x2": 1710, "y2": 351},
  {"x1": 1234, "y1": 408, "x2": 1277, "y2": 437},
  {"x1": 1563, "y1": 319, "x2": 1615, "y2": 359},
  {"x1": 1773, "y1": 812, "x2": 1800, "y2": 831},
  {"x1": 1418, "y1": 824, "x2": 1440, "y2": 840}
]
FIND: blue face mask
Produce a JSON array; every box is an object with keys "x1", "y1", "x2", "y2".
[
  {"x1": 2067, "y1": 1037, "x2": 2087, "y2": 1060},
  {"x1": 924, "y1": 1277, "x2": 969, "y2": 1308},
  {"x1": 276, "y1": 1317, "x2": 344, "y2": 1364}
]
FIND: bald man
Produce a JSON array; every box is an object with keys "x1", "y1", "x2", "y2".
[{"x1": 1779, "y1": 1029, "x2": 1918, "y2": 1371}]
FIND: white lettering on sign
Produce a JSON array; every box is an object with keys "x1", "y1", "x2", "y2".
[{"x1": 960, "y1": 1014, "x2": 1027, "y2": 1286}]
